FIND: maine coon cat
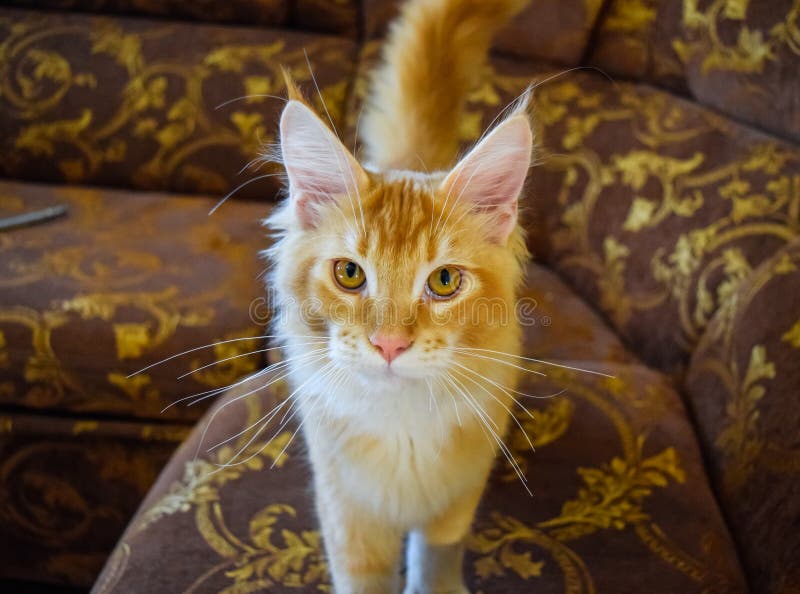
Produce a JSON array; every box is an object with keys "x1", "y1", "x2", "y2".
[{"x1": 267, "y1": 0, "x2": 533, "y2": 592}]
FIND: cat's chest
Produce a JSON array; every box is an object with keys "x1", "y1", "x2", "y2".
[
  {"x1": 339, "y1": 429, "x2": 463, "y2": 523},
  {"x1": 319, "y1": 408, "x2": 491, "y2": 526}
]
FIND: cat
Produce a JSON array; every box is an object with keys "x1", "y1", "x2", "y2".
[{"x1": 266, "y1": 0, "x2": 534, "y2": 592}]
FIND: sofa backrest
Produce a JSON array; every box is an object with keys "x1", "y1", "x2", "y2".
[
  {"x1": 362, "y1": 0, "x2": 606, "y2": 65},
  {"x1": 1, "y1": 0, "x2": 359, "y2": 37},
  {"x1": 591, "y1": 0, "x2": 800, "y2": 143},
  {"x1": 685, "y1": 238, "x2": 800, "y2": 594},
  {"x1": 0, "y1": 7, "x2": 358, "y2": 200}
]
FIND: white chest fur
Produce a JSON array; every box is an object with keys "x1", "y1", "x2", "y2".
[{"x1": 292, "y1": 358, "x2": 496, "y2": 529}]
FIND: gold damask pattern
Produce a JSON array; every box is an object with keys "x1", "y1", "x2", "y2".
[
  {"x1": 2, "y1": 0, "x2": 290, "y2": 28},
  {"x1": 92, "y1": 317, "x2": 748, "y2": 593},
  {"x1": 2, "y1": 1, "x2": 362, "y2": 36},
  {"x1": 0, "y1": 411, "x2": 188, "y2": 586},
  {"x1": 592, "y1": 0, "x2": 800, "y2": 141},
  {"x1": 6, "y1": 0, "x2": 362, "y2": 37},
  {"x1": 591, "y1": 0, "x2": 687, "y2": 87},
  {"x1": 0, "y1": 181, "x2": 269, "y2": 421},
  {"x1": 676, "y1": 0, "x2": 800, "y2": 141},
  {"x1": 0, "y1": 8, "x2": 357, "y2": 197},
  {"x1": 686, "y1": 240, "x2": 800, "y2": 594}
]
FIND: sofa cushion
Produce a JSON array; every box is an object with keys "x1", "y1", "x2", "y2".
[
  {"x1": 0, "y1": 411, "x2": 189, "y2": 587},
  {"x1": 530, "y1": 70, "x2": 800, "y2": 375},
  {"x1": 2, "y1": 0, "x2": 360, "y2": 37},
  {"x1": 0, "y1": 180, "x2": 270, "y2": 422},
  {"x1": 0, "y1": 8, "x2": 357, "y2": 199},
  {"x1": 92, "y1": 329, "x2": 749, "y2": 593},
  {"x1": 589, "y1": 0, "x2": 687, "y2": 92},
  {"x1": 1, "y1": 0, "x2": 290, "y2": 29},
  {"x1": 362, "y1": 0, "x2": 605, "y2": 65},
  {"x1": 685, "y1": 238, "x2": 800, "y2": 594},
  {"x1": 591, "y1": 0, "x2": 800, "y2": 143}
]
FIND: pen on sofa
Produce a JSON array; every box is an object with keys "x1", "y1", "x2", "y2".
[{"x1": 0, "y1": 204, "x2": 68, "y2": 231}]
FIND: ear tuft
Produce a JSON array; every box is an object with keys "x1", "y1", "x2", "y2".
[
  {"x1": 280, "y1": 100, "x2": 366, "y2": 229},
  {"x1": 281, "y1": 67, "x2": 305, "y2": 102},
  {"x1": 440, "y1": 113, "x2": 532, "y2": 244}
]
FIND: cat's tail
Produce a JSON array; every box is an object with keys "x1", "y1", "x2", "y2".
[{"x1": 360, "y1": 0, "x2": 528, "y2": 172}]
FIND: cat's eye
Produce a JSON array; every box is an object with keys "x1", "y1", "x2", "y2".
[
  {"x1": 427, "y1": 266, "x2": 461, "y2": 298},
  {"x1": 333, "y1": 260, "x2": 366, "y2": 290}
]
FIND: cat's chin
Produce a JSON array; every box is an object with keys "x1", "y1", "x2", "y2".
[{"x1": 355, "y1": 362, "x2": 437, "y2": 385}]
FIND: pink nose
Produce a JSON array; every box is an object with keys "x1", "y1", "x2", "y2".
[{"x1": 369, "y1": 333, "x2": 411, "y2": 363}]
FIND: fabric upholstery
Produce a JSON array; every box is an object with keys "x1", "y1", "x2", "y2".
[
  {"x1": 0, "y1": 411, "x2": 188, "y2": 587},
  {"x1": 2, "y1": 0, "x2": 290, "y2": 29},
  {"x1": 1, "y1": 0, "x2": 359, "y2": 36},
  {"x1": 590, "y1": 0, "x2": 687, "y2": 91},
  {"x1": 591, "y1": 0, "x2": 800, "y2": 142},
  {"x1": 0, "y1": 9, "x2": 357, "y2": 199},
  {"x1": 0, "y1": 1, "x2": 797, "y2": 592},
  {"x1": 685, "y1": 238, "x2": 800, "y2": 594},
  {"x1": 361, "y1": 0, "x2": 604, "y2": 64},
  {"x1": 531, "y1": 69, "x2": 800, "y2": 375},
  {"x1": 0, "y1": 180, "x2": 270, "y2": 422},
  {"x1": 91, "y1": 266, "x2": 750, "y2": 593}
]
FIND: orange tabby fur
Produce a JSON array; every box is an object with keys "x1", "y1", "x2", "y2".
[
  {"x1": 363, "y1": 0, "x2": 530, "y2": 170},
  {"x1": 266, "y1": 1, "x2": 534, "y2": 592}
]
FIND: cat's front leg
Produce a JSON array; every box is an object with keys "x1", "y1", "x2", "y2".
[
  {"x1": 403, "y1": 484, "x2": 484, "y2": 594},
  {"x1": 404, "y1": 532, "x2": 468, "y2": 594},
  {"x1": 316, "y1": 493, "x2": 404, "y2": 594}
]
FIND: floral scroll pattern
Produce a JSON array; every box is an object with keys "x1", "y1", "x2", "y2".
[
  {"x1": 591, "y1": 0, "x2": 800, "y2": 141},
  {"x1": 0, "y1": 413, "x2": 189, "y2": 586},
  {"x1": 505, "y1": 65, "x2": 797, "y2": 373},
  {"x1": 0, "y1": 9, "x2": 357, "y2": 197},
  {"x1": 0, "y1": 182, "x2": 270, "y2": 421},
  {"x1": 686, "y1": 242, "x2": 800, "y2": 593}
]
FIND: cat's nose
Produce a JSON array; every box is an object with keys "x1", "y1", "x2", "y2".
[{"x1": 369, "y1": 333, "x2": 411, "y2": 363}]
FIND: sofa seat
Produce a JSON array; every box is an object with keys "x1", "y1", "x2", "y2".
[
  {"x1": 0, "y1": 181, "x2": 273, "y2": 585},
  {"x1": 0, "y1": 411, "x2": 190, "y2": 586},
  {"x1": 0, "y1": 180, "x2": 271, "y2": 423},
  {"x1": 91, "y1": 263, "x2": 750, "y2": 594}
]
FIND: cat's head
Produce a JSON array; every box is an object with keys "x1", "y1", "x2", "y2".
[{"x1": 266, "y1": 99, "x2": 532, "y2": 386}]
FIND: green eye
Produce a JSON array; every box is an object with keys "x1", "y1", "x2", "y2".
[
  {"x1": 333, "y1": 260, "x2": 366, "y2": 290},
  {"x1": 427, "y1": 266, "x2": 461, "y2": 298}
]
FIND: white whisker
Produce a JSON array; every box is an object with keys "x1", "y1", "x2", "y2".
[
  {"x1": 426, "y1": 378, "x2": 445, "y2": 458},
  {"x1": 191, "y1": 351, "x2": 328, "y2": 462},
  {"x1": 213, "y1": 360, "x2": 334, "y2": 469},
  {"x1": 176, "y1": 340, "x2": 328, "y2": 380},
  {"x1": 453, "y1": 347, "x2": 614, "y2": 378},
  {"x1": 451, "y1": 366, "x2": 535, "y2": 454},
  {"x1": 448, "y1": 349, "x2": 547, "y2": 377},
  {"x1": 132, "y1": 333, "x2": 325, "y2": 378},
  {"x1": 201, "y1": 351, "x2": 329, "y2": 455},
  {"x1": 444, "y1": 372, "x2": 531, "y2": 495},
  {"x1": 215, "y1": 93, "x2": 287, "y2": 110},
  {"x1": 210, "y1": 173, "x2": 281, "y2": 215}
]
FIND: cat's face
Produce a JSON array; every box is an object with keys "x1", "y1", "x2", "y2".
[
  {"x1": 273, "y1": 174, "x2": 526, "y2": 382},
  {"x1": 268, "y1": 100, "x2": 531, "y2": 386}
]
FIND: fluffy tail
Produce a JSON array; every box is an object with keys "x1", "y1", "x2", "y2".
[{"x1": 360, "y1": 0, "x2": 528, "y2": 171}]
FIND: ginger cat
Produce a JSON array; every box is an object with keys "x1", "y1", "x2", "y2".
[{"x1": 266, "y1": 0, "x2": 534, "y2": 591}]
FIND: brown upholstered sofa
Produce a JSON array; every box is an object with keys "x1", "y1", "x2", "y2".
[{"x1": 0, "y1": 1, "x2": 798, "y2": 592}]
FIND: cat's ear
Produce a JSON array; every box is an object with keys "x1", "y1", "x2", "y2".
[
  {"x1": 440, "y1": 113, "x2": 532, "y2": 244},
  {"x1": 280, "y1": 100, "x2": 367, "y2": 228}
]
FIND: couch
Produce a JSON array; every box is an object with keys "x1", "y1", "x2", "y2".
[{"x1": 0, "y1": 0, "x2": 798, "y2": 592}]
